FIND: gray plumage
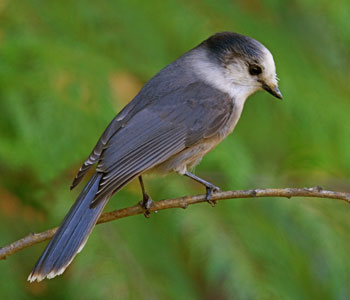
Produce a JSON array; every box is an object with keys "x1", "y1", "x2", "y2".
[{"x1": 28, "y1": 32, "x2": 282, "y2": 282}]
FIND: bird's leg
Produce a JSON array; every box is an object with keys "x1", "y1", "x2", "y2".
[
  {"x1": 184, "y1": 171, "x2": 221, "y2": 207},
  {"x1": 138, "y1": 175, "x2": 153, "y2": 218}
]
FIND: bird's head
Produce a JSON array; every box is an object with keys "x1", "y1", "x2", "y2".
[{"x1": 194, "y1": 32, "x2": 282, "y2": 100}]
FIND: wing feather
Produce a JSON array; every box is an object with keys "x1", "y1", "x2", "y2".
[
  {"x1": 70, "y1": 97, "x2": 148, "y2": 189},
  {"x1": 91, "y1": 126, "x2": 187, "y2": 205}
]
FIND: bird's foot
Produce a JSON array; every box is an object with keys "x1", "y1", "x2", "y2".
[
  {"x1": 205, "y1": 184, "x2": 221, "y2": 207},
  {"x1": 183, "y1": 171, "x2": 221, "y2": 207},
  {"x1": 139, "y1": 193, "x2": 154, "y2": 218}
]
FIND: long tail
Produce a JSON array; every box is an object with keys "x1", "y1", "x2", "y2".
[{"x1": 28, "y1": 173, "x2": 108, "y2": 282}]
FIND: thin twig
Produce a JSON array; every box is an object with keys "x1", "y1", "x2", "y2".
[{"x1": 1, "y1": 187, "x2": 349, "y2": 260}]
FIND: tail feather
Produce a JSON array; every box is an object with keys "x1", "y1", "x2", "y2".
[{"x1": 28, "y1": 173, "x2": 108, "y2": 282}]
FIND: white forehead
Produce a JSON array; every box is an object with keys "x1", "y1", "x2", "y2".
[{"x1": 261, "y1": 46, "x2": 277, "y2": 84}]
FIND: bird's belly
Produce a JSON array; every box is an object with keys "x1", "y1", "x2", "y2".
[{"x1": 152, "y1": 138, "x2": 219, "y2": 175}]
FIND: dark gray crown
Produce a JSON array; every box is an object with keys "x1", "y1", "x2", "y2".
[{"x1": 201, "y1": 32, "x2": 264, "y2": 63}]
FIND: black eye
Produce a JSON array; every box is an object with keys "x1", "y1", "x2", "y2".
[{"x1": 249, "y1": 65, "x2": 262, "y2": 76}]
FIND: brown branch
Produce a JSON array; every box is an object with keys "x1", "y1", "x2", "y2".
[{"x1": 1, "y1": 187, "x2": 349, "y2": 260}]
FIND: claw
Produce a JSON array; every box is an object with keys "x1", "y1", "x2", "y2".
[
  {"x1": 139, "y1": 193, "x2": 153, "y2": 218},
  {"x1": 184, "y1": 171, "x2": 221, "y2": 207},
  {"x1": 138, "y1": 176, "x2": 154, "y2": 218},
  {"x1": 205, "y1": 185, "x2": 221, "y2": 207}
]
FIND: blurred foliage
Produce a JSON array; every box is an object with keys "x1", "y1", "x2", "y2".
[{"x1": 0, "y1": 0, "x2": 349, "y2": 299}]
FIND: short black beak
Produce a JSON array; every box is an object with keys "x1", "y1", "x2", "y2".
[{"x1": 262, "y1": 83, "x2": 283, "y2": 100}]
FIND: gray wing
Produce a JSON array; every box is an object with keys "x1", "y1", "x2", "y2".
[
  {"x1": 70, "y1": 98, "x2": 147, "y2": 189},
  {"x1": 89, "y1": 81, "x2": 234, "y2": 205},
  {"x1": 70, "y1": 61, "x2": 189, "y2": 189}
]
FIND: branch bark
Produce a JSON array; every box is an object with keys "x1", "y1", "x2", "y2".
[{"x1": 1, "y1": 187, "x2": 349, "y2": 260}]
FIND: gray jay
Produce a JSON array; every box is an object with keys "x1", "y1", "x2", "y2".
[{"x1": 28, "y1": 31, "x2": 282, "y2": 282}]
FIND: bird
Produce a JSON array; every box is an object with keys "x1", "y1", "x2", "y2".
[{"x1": 28, "y1": 31, "x2": 282, "y2": 282}]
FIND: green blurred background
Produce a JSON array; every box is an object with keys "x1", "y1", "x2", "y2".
[{"x1": 0, "y1": 0, "x2": 349, "y2": 299}]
